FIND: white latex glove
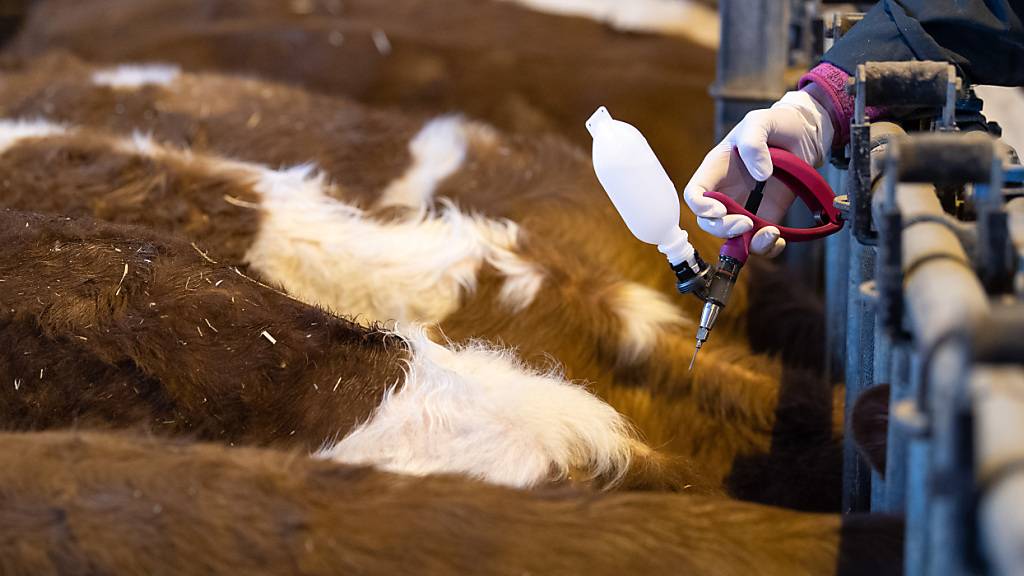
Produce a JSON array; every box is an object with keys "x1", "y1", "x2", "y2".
[{"x1": 683, "y1": 90, "x2": 834, "y2": 257}]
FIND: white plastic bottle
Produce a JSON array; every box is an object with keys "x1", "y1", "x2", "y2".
[{"x1": 586, "y1": 106, "x2": 699, "y2": 271}]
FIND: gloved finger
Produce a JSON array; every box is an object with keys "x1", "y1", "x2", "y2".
[
  {"x1": 683, "y1": 145, "x2": 732, "y2": 218},
  {"x1": 734, "y1": 110, "x2": 774, "y2": 182},
  {"x1": 764, "y1": 236, "x2": 787, "y2": 258},
  {"x1": 750, "y1": 226, "x2": 781, "y2": 256},
  {"x1": 697, "y1": 214, "x2": 754, "y2": 238},
  {"x1": 683, "y1": 183, "x2": 727, "y2": 218}
]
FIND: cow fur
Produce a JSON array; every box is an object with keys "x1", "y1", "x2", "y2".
[
  {"x1": 0, "y1": 53, "x2": 839, "y2": 506},
  {"x1": 494, "y1": 0, "x2": 720, "y2": 48},
  {"x1": 0, "y1": 55, "x2": 839, "y2": 509},
  {"x1": 0, "y1": 430, "x2": 904, "y2": 576},
  {"x1": 0, "y1": 54, "x2": 728, "y2": 308},
  {"x1": 8, "y1": 0, "x2": 718, "y2": 183},
  {"x1": 850, "y1": 384, "x2": 890, "y2": 477},
  {"x1": 0, "y1": 208, "x2": 717, "y2": 492},
  {"x1": 0, "y1": 51, "x2": 828, "y2": 361},
  {"x1": 3, "y1": 9, "x2": 828, "y2": 368}
]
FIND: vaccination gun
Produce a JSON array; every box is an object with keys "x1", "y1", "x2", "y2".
[{"x1": 587, "y1": 106, "x2": 842, "y2": 368}]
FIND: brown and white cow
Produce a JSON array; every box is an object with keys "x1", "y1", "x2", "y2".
[
  {"x1": 7, "y1": 0, "x2": 719, "y2": 183},
  {"x1": 0, "y1": 53, "x2": 839, "y2": 508},
  {"x1": 0, "y1": 208, "x2": 715, "y2": 492},
  {"x1": 0, "y1": 52, "x2": 827, "y2": 367},
  {"x1": 0, "y1": 429, "x2": 903, "y2": 576},
  {"x1": 494, "y1": 0, "x2": 720, "y2": 47}
]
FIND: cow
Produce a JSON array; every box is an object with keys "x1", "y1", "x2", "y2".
[
  {"x1": 0, "y1": 55, "x2": 839, "y2": 509},
  {"x1": 7, "y1": 0, "x2": 719, "y2": 183},
  {"x1": 0, "y1": 429, "x2": 904, "y2": 576},
  {"x1": 0, "y1": 207, "x2": 717, "y2": 492},
  {"x1": 0, "y1": 118, "x2": 839, "y2": 508}
]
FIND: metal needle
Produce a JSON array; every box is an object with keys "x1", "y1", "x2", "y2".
[{"x1": 689, "y1": 341, "x2": 702, "y2": 371}]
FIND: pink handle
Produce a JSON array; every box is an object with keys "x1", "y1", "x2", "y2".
[
  {"x1": 705, "y1": 148, "x2": 843, "y2": 252},
  {"x1": 720, "y1": 233, "x2": 752, "y2": 264}
]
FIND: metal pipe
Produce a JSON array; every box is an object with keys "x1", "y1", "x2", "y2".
[
  {"x1": 879, "y1": 138, "x2": 992, "y2": 353},
  {"x1": 712, "y1": 0, "x2": 789, "y2": 140},
  {"x1": 841, "y1": 122, "x2": 905, "y2": 511},
  {"x1": 825, "y1": 164, "x2": 851, "y2": 384},
  {"x1": 904, "y1": 397, "x2": 931, "y2": 576},
  {"x1": 870, "y1": 304, "x2": 893, "y2": 511},
  {"x1": 871, "y1": 132, "x2": 999, "y2": 573},
  {"x1": 864, "y1": 122, "x2": 907, "y2": 510},
  {"x1": 1005, "y1": 198, "x2": 1024, "y2": 297},
  {"x1": 898, "y1": 180, "x2": 985, "y2": 364},
  {"x1": 883, "y1": 341, "x2": 912, "y2": 512},
  {"x1": 843, "y1": 235, "x2": 875, "y2": 513},
  {"x1": 921, "y1": 328, "x2": 972, "y2": 576},
  {"x1": 888, "y1": 180, "x2": 990, "y2": 576},
  {"x1": 974, "y1": 141, "x2": 1010, "y2": 292},
  {"x1": 975, "y1": 366, "x2": 1024, "y2": 576}
]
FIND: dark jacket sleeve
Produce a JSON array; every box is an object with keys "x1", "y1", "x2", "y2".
[{"x1": 824, "y1": 0, "x2": 1024, "y2": 87}]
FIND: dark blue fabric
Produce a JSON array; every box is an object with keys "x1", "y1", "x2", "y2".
[{"x1": 825, "y1": 0, "x2": 1024, "y2": 86}]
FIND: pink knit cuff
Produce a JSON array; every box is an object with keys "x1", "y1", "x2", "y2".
[{"x1": 799, "y1": 62, "x2": 887, "y2": 147}]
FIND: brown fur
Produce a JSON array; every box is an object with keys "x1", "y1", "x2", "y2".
[
  {"x1": 0, "y1": 53, "x2": 732, "y2": 334},
  {"x1": 0, "y1": 208, "x2": 405, "y2": 449},
  {"x1": 0, "y1": 56, "x2": 844, "y2": 508},
  {"x1": 9, "y1": 0, "x2": 717, "y2": 182},
  {"x1": 0, "y1": 132, "x2": 263, "y2": 257},
  {"x1": 0, "y1": 110, "x2": 843, "y2": 506},
  {"x1": 0, "y1": 52, "x2": 419, "y2": 205},
  {"x1": 1, "y1": 3, "x2": 834, "y2": 388},
  {"x1": 746, "y1": 256, "x2": 829, "y2": 373},
  {"x1": 0, "y1": 207, "x2": 720, "y2": 493},
  {"x1": 0, "y1": 429, "x2": 904, "y2": 576},
  {"x1": 2, "y1": 6, "x2": 824, "y2": 364},
  {"x1": 0, "y1": 54, "x2": 728, "y2": 315},
  {"x1": 851, "y1": 384, "x2": 891, "y2": 476}
]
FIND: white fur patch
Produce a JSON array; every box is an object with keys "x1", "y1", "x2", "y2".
[
  {"x1": 477, "y1": 221, "x2": 546, "y2": 313},
  {"x1": 0, "y1": 120, "x2": 627, "y2": 488},
  {"x1": 379, "y1": 116, "x2": 470, "y2": 210},
  {"x1": 101, "y1": 130, "x2": 543, "y2": 324},
  {"x1": 499, "y1": 0, "x2": 719, "y2": 48},
  {"x1": 609, "y1": 282, "x2": 692, "y2": 363},
  {"x1": 976, "y1": 85, "x2": 1024, "y2": 160},
  {"x1": 319, "y1": 328, "x2": 634, "y2": 488},
  {"x1": 372, "y1": 28, "x2": 393, "y2": 56},
  {"x1": 376, "y1": 116, "x2": 536, "y2": 311},
  {"x1": 246, "y1": 166, "x2": 543, "y2": 323},
  {"x1": 0, "y1": 118, "x2": 542, "y2": 323},
  {"x1": 0, "y1": 119, "x2": 67, "y2": 155},
  {"x1": 92, "y1": 64, "x2": 181, "y2": 89}
]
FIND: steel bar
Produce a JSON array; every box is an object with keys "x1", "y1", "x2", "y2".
[
  {"x1": 975, "y1": 366, "x2": 1024, "y2": 576},
  {"x1": 712, "y1": 0, "x2": 789, "y2": 140}
]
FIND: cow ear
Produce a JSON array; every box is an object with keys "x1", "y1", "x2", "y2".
[{"x1": 851, "y1": 384, "x2": 890, "y2": 477}]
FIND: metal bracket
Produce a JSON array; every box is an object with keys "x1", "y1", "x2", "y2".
[{"x1": 847, "y1": 62, "x2": 963, "y2": 245}]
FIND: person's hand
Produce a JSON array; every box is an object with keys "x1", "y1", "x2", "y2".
[{"x1": 683, "y1": 90, "x2": 834, "y2": 257}]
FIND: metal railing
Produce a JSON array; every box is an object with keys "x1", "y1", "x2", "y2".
[
  {"x1": 829, "y1": 65, "x2": 1024, "y2": 575},
  {"x1": 715, "y1": 5, "x2": 1024, "y2": 572}
]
